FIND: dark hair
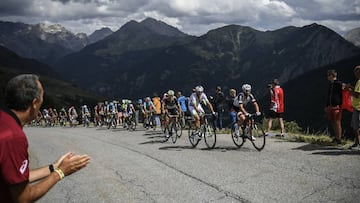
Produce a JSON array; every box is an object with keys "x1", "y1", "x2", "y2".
[
  {"x1": 5, "y1": 74, "x2": 41, "y2": 111},
  {"x1": 272, "y1": 79, "x2": 280, "y2": 85},
  {"x1": 327, "y1": 69, "x2": 337, "y2": 77}
]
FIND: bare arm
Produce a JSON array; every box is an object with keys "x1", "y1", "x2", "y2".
[
  {"x1": 10, "y1": 152, "x2": 90, "y2": 203},
  {"x1": 29, "y1": 152, "x2": 69, "y2": 182},
  {"x1": 254, "y1": 102, "x2": 260, "y2": 113}
]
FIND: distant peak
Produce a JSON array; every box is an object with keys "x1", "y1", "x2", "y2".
[
  {"x1": 35, "y1": 23, "x2": 69, "y2": 34},
  {"x1": 139, "y1": 17, "x2": 188, "y2": 37}
]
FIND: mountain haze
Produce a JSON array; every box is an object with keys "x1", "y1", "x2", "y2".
[
  {"x1": 345, "y1": 27, "x2": 360, "y2": 47},
  {"x1": 0, "y1": 21, "x2": 113, "y2": 64}
]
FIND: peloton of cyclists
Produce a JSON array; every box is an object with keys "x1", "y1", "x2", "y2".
[{"x1": 188, "y1": 85, "x2": 216, "y2": 139}]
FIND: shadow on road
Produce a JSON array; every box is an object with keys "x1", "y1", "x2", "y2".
[
  {"x1": 311, "y1": 150, "x2": 360, "y2": 156},
  {"x1": 292, "y1": 143, "x2": 360, "y2": 155},
  {"x1": 158, "y1": 145, "x2": 253, "y2": 152}
]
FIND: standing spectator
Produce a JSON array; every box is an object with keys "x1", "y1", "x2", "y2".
[
  {"x1": 349, "y1": 65, "x2": 360, "y2": 149},
  {"x1": 324, "y1": 70, "x2": 343, "y2": 144},
  {"x1": 213, "y1": 86, "x2": 225, "y2": 130},
  {"x1": 0, "y1": 74, "x2": 90, "y2": 203},
  {"x1": 152, "y1": 93, "x2": 161, "y2": 127},
  {"x1": 266, "y1": 79, "x2": 285, "y2": 137},
  {"x1": 226, "y1": 88, "x2": 237, "y2": 124},
  {"x1": 177, "y1": 91, "x2": 188, "y2": 114}
]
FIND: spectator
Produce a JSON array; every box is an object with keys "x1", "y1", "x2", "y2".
[
  {"x1": 213, "y1": 86, "x2": 225, "y2": 130},
  {"x1": 152, "y1": 93, "x2": 161, "y2": 127},
  {"x1": 349, "y1": 65, "x2": 360, "y2": 149},
  {"x1": 0, "y1": 74, "x2": 90, "y2": 202},
  {"x1": 266, "y1": 79, "x2": 285, "y2": 137},
  {"x1": 226, "y1": 88, "x2": 237, "y2": 124},
  {"x1": 325, "y1": 70, "x2": 343, "y2": 144}
]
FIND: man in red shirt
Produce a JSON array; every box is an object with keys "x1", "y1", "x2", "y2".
[
  {"x1": 266, "y1": 79, "x2": 285, "y2": 137},
  {"x1": 0, "y1": 74, "x2": 91, "y2": 203}
]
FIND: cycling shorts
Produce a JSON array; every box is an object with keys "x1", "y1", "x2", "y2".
[{"x1": 188, "y1": 103, "x2": 205, "y2": 117}]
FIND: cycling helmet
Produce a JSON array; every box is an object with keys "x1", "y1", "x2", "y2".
[
  {"x1": 242, "y1": 84, "x2": 252, "y2": 92},
  {"x1": 137, "y1": 99, "x2": 142, "y2": 104},
  {"x1": 167, "y1": 90, "x2": 175, "y2": 96},
  {"x1": 195, "y1": 85, "x2": 204, "y2": 92}
]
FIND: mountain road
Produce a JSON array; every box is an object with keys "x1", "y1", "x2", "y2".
[{"x1": 25, "y1": 126, "x2": 360, "y2": 203}]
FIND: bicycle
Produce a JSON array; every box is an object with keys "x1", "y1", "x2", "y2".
[
  {"x1": 188, "y1": 113, "x2": 217, "y2": 149},
  {"x1": 230, "y1": 113, "x2": 266, "y2": 151},
  {"x1": 144, "y1": 110, "x2": 156, "y2": 130},
  {"x1": 164, "y1": 114, "x2": 181, "y2": 143},
  {"x1": 125, "y1": 113, "x2": 136, "y2": 131},
  {"x1": 107, "y1": 113, "x2": 117, "y2": 129}
]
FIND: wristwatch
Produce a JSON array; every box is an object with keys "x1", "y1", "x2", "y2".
[{"x1": 49, "y1": 164, "x2": 55, "y2": 173}]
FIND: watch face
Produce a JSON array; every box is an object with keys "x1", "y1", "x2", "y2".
[{"x1": 49, "y1": 164, "x2": 55, "y2": 172}]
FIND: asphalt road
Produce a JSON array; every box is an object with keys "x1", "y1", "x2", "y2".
[{"x1": 25, "y1": 126, "x2": 360, "y2": 203}]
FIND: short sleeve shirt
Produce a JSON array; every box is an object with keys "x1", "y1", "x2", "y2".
[
  {"x1": 352, "y1": 79, "x2": 360, "y2": 111},
  {"x1": 0, "y1": 106, "x2": 29, "y2": 202}
]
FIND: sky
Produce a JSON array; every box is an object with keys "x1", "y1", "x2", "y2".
[{"x1": 0, "y1": 0, "x2": 359, "y2": 36}]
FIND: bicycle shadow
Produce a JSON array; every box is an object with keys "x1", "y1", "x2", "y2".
[
  {"x1": 158, "y1": 145, "x2": 253, "y2": 152},
  {"x1": 158, "y1": 145, "x2": 194, "y2": 151},
  {"x1": 139, "y1": 139, "x2": 167, "y2": 145}
]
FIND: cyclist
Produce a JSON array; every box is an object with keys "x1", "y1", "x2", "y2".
[
  {"x1": 81, "y1": 105, "x2": 91, "y2": 127},
  {"x1": 106, "y1": 101, "x2": 117, "y2": 127},
  {"x1": 188, "y1": 85, "x2": 216, "y2": 139},
  {"x1": 59, "y1": 107, "x2": 68, "y2": 126},
  {"x1": 143, "y1": 97, "x2": 155, "y2": 129},
  {"x1": 68, "y1": 106, "x2": 78, "y2": 127},
  {"x1": 123, "y1": 100, "x2": 136, "y2": 128},
  {"x1": 233, "y1": 84, "x2": 261, "y2": 139},
  {"x1": 162, "y1": 90, "x2": 181, "y2": 138}
]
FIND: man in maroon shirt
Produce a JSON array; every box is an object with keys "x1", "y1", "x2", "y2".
[{"x1": 0, "y1": 74, "x2": 91, "y2": 203}]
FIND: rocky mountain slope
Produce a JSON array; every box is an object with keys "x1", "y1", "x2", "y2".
[
  {"x1": 0, "y1": 21, "x2": 113, "y2": 64},
  {"x1": 55, "y1": 21, "x2": 360, "y2": 99}
]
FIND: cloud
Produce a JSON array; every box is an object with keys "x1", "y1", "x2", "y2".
[{"x1": 0, "y1": 0, "x2": 359, "y2": 35}]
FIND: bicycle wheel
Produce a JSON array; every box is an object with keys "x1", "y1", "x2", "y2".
[
  {"x1": 250, "y1": 122, "x2": 266, "y2": 151},
  {"x1": 176, "y1": 122, "x2": 182, "y2": 138},
  {"x1": 188, "y1": 123, "x2": 200, "y2": 148},
  {"x1": 203, "y1": 123, "x2": 216, "y2": 149},
  {"x1": 231, "y1": 122, "x2": 245, "y2": 148},
  {"x1": 170, "y1": 123, "x2": 178, "y2": 143}
]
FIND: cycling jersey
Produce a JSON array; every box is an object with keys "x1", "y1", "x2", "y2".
[
  {"x1": 164, "y1": 96, "x2": 179, "y2": 115},
  {"x1": 107, "y1": 103, "x2": 116, "y2": 114},
  {"x1": 144, "y1": 101, "x2": 155, "y2": 111},
  {"x1": 189, "y1": 92, "x2": 209, "y2": 107},
  {"x1": 233, "y1": 92, "x2": 256, "y2": 108},
  {"x1": 126, "y1": 103, "x2": 134, "y2": 114}
]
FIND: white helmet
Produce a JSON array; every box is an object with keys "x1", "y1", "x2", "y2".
[
  {"x1": 195, "y1": 85, "x2": 204, "y2": 92},
  {"x1": 242, "y1": 84, "x2": 251, "y2": 92}
]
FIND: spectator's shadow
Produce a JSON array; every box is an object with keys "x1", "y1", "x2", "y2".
[{"x1": 292, "y1": 143, "x2": 360, "y2": 155}]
